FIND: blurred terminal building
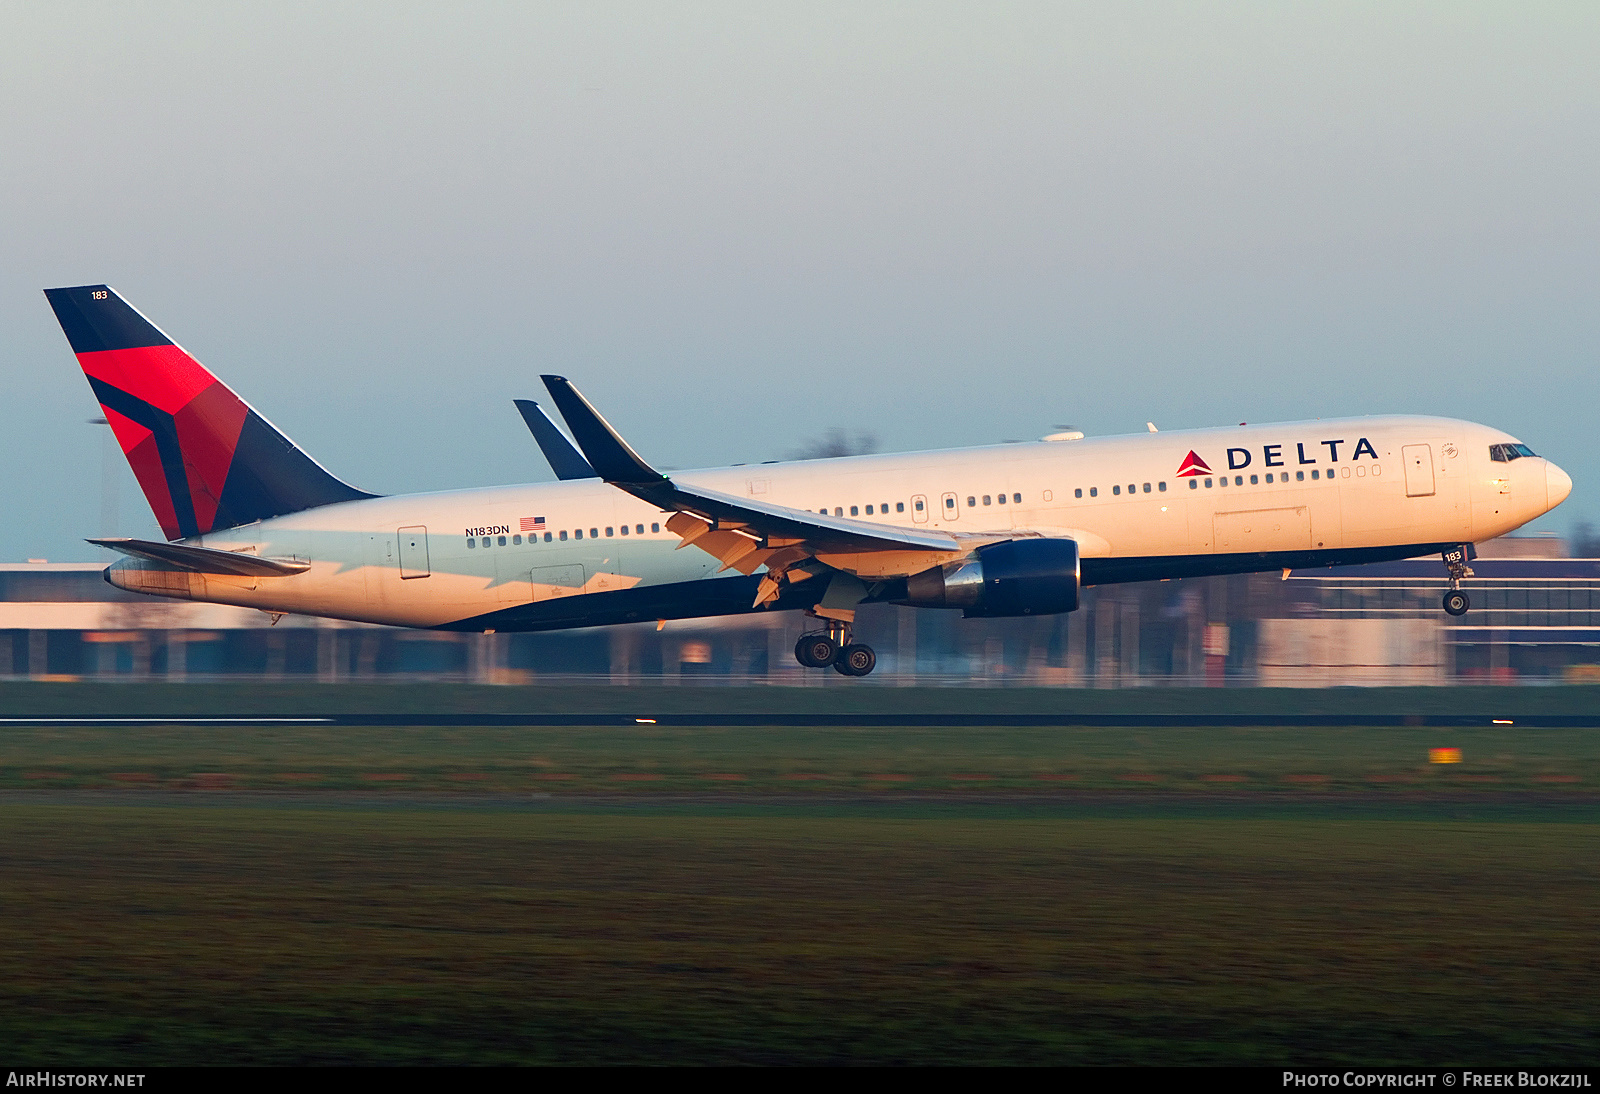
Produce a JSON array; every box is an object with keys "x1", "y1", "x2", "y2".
[{"x1": 3, "y1": 535, "x2": 1598, "y2": 686}]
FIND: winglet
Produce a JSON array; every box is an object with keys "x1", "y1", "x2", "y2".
[
  {"x1": 539, "y1": 376, "x2": 666, "y2": 486},
  {"x1": 513, "y1": 399, "x2": 598, "y2": 480}
]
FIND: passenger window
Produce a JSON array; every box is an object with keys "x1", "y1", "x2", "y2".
[
  {"x1": 850, "y1": 506, "x2": 859, "y2": 516},
  {"x1": 996, "y1": 494, "x2": 1005, "y2": 505},
  {"x1": 574, "y1": 529, "x2": 583, "y2": 539},
  {"x1": 1249, "y1": 475, "x2": 1258, "y2": 485},
  {"x1": 1234, "y1": 476, "x2": 1243, "y2": 486},
  {"x1": 865, "y1": 505, "x2": 874, "y2": 515},
  {"x1": 605, "y1": 527, "x2": 614, "y2": 537},
  {"x1": 914, "y1": 500, "x2": 923, "y2": 511},
  {"x1": 1205, "y1": 479, "x2": 1213, "y2": 488},
  {"x1": 498, "y1": 535, "x2": 506, "y2": 546},
  {"x1": 1158, "y1": 481, "x2": 1167, "y2": 492},
  {"x1": 945, "y1": 497, "x2": 955, "y2": 509},
  {"x1": 1218, "y1": 477, "x2": 1227, "y2": 487},
  {"x1": 982, "y1": 495, "x2": 991, "y2": 506},
  {"x1": 559, "y1": 531, "x2": 568, "y2": 541},
  {"x1": 467, "y1": 538, "x2": 475, "y2": 549},
  {"x1": 1264, "y1": 473, "x2": 1273, "y2": 483},
  {"x1": 544, "y1": 532, "x2": 553, "y2": 542},
  {"x1": 1142, "y1": 482, "x2": 1151, "y2": 493},
  {"x1": 1074, "y1": 488, "x2": 1083, "y2": 498},
  {"x1": 1188, "y1": 480, "x2": 1197, "y2": 490},
  {"x1": 1128, "y1": 484, "x2": 1135, "y2": 494},
  {"x1": 590, "y1": 528, "x2": 598, "y2": 538},
  {"x1": 637, "y1": 524, "x2": 645, "y2": 534},
  {"x1": 896, "y1": 502, "x2": 905, "y2": 513},
  {"x1": 1113, "y1": 485, "x2": 1121, "y2": 496},
  {"x1": 835, "y1": 507, "x2": 843, "y2": 517},
  {"x1": 1296, "y1": 471, "x2": 1305, "y2": 481},
  {"x1": 1013, "y1": 493, "x2": 1021, "y2": 503},
  {"x1": 1310, "y1": 470, "x2": 1319, "y2": 480},
  {"x1": 881, "y1": 502, "x2": 889, "y2": 512},
  {"x1": 513, "y1": 534, "x2": 522, "y2": 545},
  {"x1": 967, "y1": 496, "x2": 976, "y2": 507},
  {"x1": 620, "y1": 525, "x2": 629, "y2": 535},
  {"x1": 1089, "y1": 487, "x2": 1097, "y2": 497},
  {"x1": 652, "y1": 523, "x2": 660, "y2": 533}
]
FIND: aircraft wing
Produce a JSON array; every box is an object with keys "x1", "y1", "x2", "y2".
[
  {"x1": 540, "y1": 375, "x2": 968, "y2": 601},
  {"x1": 89, "y1": 537, "x2": 311, "y2": 577},
  {"x1": 513, "y1": 399, "x2": 598, "y2": 480}
]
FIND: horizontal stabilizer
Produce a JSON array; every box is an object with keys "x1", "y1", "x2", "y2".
[
  {"x1": 89, "y1": 537, "x2": 311, "y2": 577},
  {"x1": 513, "y1": 399, "x2": 597, "y2": 480}
]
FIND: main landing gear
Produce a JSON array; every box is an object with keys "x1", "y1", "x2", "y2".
[
  {"x1": 1441, "y1": 545, "x2": 1475, "y2": 617},
  {"x1": 794, "y1": 620, "x2": 877, "y2": 676}
]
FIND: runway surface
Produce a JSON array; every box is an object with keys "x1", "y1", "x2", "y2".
[{"x1": 0, "y1": 712, "x2": 1593, "y2": 727}]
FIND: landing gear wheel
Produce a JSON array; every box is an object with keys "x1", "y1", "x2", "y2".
[
  {"x1": 795, "y1": 633, "x2": 839, "y2": 668},
  {"x1": 1443, "y1": 591, "x2": 1470, "y2": 617},
  {"x1": 834, "y1": 643, "x2": 877, "y2": 677}
]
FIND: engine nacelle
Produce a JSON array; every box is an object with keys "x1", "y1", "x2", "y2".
[{"x1": 900, "y1": 538, "x2": 1081, "y2": 617}]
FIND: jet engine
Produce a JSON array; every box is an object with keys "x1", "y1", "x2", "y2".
[{"x1": 900, "y1": 538, "x2": 1080, "y2": 617}]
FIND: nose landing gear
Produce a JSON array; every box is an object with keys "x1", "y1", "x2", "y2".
[
  {"x1": 1441, "y1": 545, "x2": 1475, "y2": 617},
  {"x1": 793, "y1": 620, "x2": 877, "y2": 676}
]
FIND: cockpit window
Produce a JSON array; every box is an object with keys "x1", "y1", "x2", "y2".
[
  {"x1": 1490, "y1": 443, "x2": 1537, "y2": 462},
  {"x1": 1513, "y1": 443, "x2": 1537, "y2": 458}
]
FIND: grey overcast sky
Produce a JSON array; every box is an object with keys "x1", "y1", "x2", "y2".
[{"x1": 2, "y1": 2, "x2": 1597, "y2": 560}]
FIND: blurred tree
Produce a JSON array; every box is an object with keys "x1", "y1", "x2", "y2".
[
  {"x1": 788, "y1": 428, "x2": 879, "y2": 461},
  {"x1": 1572, "y1": 520, "x2": 1600, "y2": 558}
]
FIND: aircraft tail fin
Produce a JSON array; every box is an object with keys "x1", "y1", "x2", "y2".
[{"x1": 44, "y1": 285, "x2": 375, "y2": 541}]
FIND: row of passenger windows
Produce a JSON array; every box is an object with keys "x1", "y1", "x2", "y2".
[
  {"x1": 1067, "y1": 467, "x2": 1381, "y2": 499},
  {"x1": 1073, "y1": 482, "x2": 1169, "y2": 498},
  {"x1": 1185, "y1": 467, "x2": 1371, "y2": 488},
  {"x1": 819, "y1": 502, "x2": 907, "y2": 516},
  {"x1": 469, "y1": 466, "x2": 1381, "y2": 548},
  {"x1": 467, "y1": 522, "x2": 662, "y2": 549}
]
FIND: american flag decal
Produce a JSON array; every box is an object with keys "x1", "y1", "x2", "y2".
[{"x1": 520, "y1": 516, "x2": 545, "y2": 531}]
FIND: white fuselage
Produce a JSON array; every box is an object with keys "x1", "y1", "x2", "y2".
[{"x1": 107, "y1": 414, "x2": 1570, "y2": 630}]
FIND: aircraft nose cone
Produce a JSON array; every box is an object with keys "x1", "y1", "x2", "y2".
[{"x1": 1547, "y1": 461, "x2": 1573, "y2": 509}]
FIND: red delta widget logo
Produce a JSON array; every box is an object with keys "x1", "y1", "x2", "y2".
[{"x1": 1176, "y1": 438, "x2": 1380, "y2": 478}]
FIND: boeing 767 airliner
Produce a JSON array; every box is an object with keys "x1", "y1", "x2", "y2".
[{"x1": 45, "y1": 284, "x2": 1571, "y2": 676}]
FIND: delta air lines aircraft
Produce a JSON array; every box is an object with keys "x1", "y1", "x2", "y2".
[{"x1": 46, "y1": 285, "x2": 1571, "y2": 676}]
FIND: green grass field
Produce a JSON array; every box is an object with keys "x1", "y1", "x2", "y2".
[
  {"x1": 4, "y1": 679, "x2": 1600, "y2": 718},
  {"x1": 1, "y1": 700, "x2": 1596, "y2": 1065},
  {"x1": 1, "y1": 721, "x2": 1595, "y2": 792}
]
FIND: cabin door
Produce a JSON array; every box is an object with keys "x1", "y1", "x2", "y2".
[
  {"x1": 397, "y1": 526, "x2": 430, "y2": 579},
  {"x1": 1402, "y1": 445, "x2": 1436, "y2": 498}
]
